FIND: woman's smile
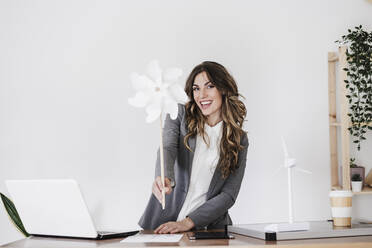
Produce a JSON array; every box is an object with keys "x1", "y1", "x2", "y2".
[{"x1": 200, "y1": 100, "x2": 213, "y2": 110}]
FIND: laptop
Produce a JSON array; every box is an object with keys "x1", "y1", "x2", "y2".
[{"x1": 5, "y1": 179, "x2": 139, "y2": 240}]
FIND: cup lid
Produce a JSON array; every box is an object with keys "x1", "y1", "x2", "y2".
[{"x1": 329, "y1": 190, "x2": 353, "y2": 197}]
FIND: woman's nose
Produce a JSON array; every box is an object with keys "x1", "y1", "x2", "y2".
[{"x1": 200, "y1": 88, "x2": 207, "y2": 98}]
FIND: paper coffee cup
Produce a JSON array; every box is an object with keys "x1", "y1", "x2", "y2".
[{"x1": 329, "y1": 190, "x2": 352, "y2": 226}]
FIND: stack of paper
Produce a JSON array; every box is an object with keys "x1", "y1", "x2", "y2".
[{"x1": 121, "y1": 234, "x2": 183, "y2": 243}]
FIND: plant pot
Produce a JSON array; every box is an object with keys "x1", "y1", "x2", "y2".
[
  {"x1": 351, "y1": 181, "x2": 363, "y2": 193},
  {"x1": 350, "y1": 166, "x2": 365, "y2": 185}
]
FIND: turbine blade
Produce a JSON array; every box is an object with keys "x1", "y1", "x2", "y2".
[
  {"x1": 295, "y1": 167, "x2": 312, "y2": 174},
  {"x1": 268, "y1": 166, "x2": 284, "y2": 180},
  {"x1": 281, "y1": 136, "x2": 289, "y2": 157}
]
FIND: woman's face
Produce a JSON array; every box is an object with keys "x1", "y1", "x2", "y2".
[{"x1": 193, "y1": 71, "x2": 223, "y2": 123}]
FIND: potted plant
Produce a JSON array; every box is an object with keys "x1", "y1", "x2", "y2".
[
  {"x1": 336, "y1": 25, "x2": 372, "y2": 151},
  {"x1": 351, "y1": 174, "x2": 363, "y2": 193},
  {"x1": 350, "y1": 158, "x2": 365, "y2": 186}
]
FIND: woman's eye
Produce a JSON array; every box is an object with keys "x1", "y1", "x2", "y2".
[
  {"x1": 207, "y1": 85, "x2": 215, "y2": 89},
  {"x1": 193, "y1": 88, "x2": 199, "y2": 91}
]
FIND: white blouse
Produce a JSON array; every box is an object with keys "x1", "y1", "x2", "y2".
[{"x1": 177, "y1": 121, "x2": 223, "y2": 221}]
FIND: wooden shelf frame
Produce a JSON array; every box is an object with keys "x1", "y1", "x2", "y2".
[{"x1": 328, "y1": 46, "x2": 372, "y2": 194}]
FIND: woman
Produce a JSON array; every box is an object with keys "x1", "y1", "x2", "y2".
[{"x1": 139, "y1": 61, "x2": 248, "y2": 233}]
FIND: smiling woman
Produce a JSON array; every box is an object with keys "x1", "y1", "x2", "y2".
[{"x1": 138, "y1": 61, "x2": 248, "y2": 234}]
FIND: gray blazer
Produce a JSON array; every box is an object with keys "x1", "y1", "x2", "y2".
[{"x1": 138, "y1": 104, "x2": 248, "y2": 230}]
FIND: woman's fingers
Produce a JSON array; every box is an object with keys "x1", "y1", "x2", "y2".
[
  {"x1": 154, "y1": 220, "x2": 192, "y2": 234},
  {"x1": 156, "y1": 177, "x2": 163, "y2": 191},
  {"x1": 156, "y1": 177, "x2": 172, "y2": 195},
  {"x1": 152, "y1": 180, "x2": 162, "y2": 203},
  {"x1": 164, "y1": 178, "x2": 172, "y2": 195},
  {"x1": 157, "y1": 177, "x2": 169, "y2": 193},
  {"x1": 160, "y1": 226, "x2": 170, "y2": 234},
  {"x1": 160, "y1": 225, "x2": 175, "y2": 234},
  {"x1": 152, "y1": 176, "x2": 174, "y2": 204},
  {"x1": 154, "y1": 223, "x2": 163, "y2": 233},
  {"x1": 155, "y1": 223, "x2": 167, "y2": 234},
  {"x1": 155, "y1": 222, "x2": 177, "y2": 234}
]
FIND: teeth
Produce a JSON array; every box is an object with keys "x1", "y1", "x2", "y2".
[{"x1": 201, "y1": 101, "x2": 212, "y2": 105}]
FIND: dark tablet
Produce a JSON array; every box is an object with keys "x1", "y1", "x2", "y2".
[{"x1": 188, "y1": 231, "x2": 234, "y2": 240}]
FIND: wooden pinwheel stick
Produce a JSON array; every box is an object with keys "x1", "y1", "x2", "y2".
[{"x1": 159, "y1": 115, "x2": 166, "y2": 210}]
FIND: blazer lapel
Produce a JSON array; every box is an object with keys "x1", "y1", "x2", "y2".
[
  {"x1": 187, "y1": 136, "x2": 196, "y2": 175},
  {"x1": 184, "y1": 136, "x2": 196, "y2": 191}
]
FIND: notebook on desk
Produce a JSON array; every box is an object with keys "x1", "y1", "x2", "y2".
[{"x1": 5, "y1": 179, "x2": 139, "y2": 240}]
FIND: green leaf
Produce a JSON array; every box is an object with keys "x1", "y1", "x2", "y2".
[
  {"x1": 0, "y1": 193, "x2": 29, "y2": 237},
  {"x1": 339, "y1": 25, "x2": 372, "y2": 150}
]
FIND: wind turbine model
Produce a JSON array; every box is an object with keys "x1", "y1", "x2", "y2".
[{"x1": 264, "y1": 137, "x2": 312, "y2": 232}]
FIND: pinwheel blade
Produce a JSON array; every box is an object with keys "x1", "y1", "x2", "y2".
[
  {"x1": 169, "y1": 84, "x2": 188, "y2": 103},
  {"x1": 163, "y1": 98, "x2": 178, "y2": 120},
  {"x1": 147, "y1": 60, "x2": 162, "y2": 83},
  {"x1": 130, "y1": 73, "x2": 154, "y2": 91},
  {"x1": 128, "y1": 60, "x2": 185, "y2": 124},
  {"x1": 128, "y1": 91, "x2": 149, "y2": 108},
  {"x1": 145, "y1": 103, "x2": 162, "y2": 123}
]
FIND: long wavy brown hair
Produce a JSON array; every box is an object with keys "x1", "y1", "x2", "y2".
[{"x1": 184, "y1": 61, "x2": 247, "y2": 178}]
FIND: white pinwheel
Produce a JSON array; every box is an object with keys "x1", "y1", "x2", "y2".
[
  {"x1": 128, "y1": 60, "x2": 188, "y2": 210},
  {"x1": 128, "y1": 60, "x2": 188, "y2": 123}
]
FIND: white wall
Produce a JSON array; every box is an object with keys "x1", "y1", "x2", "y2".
[{"x1": 1, "y1": 0, "x2": 372, "y2": 245}]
